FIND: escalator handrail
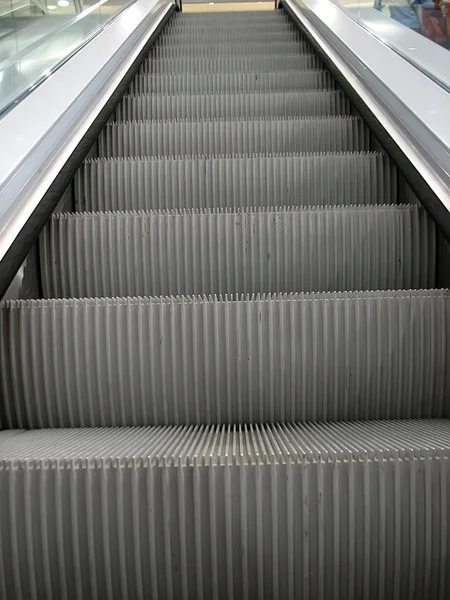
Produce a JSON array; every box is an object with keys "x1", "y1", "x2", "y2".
[{"x1": 283, "y1": 0, "x2": 450, "y2": 240}]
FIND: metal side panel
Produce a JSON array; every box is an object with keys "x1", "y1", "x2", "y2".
[
  {"x1": 98, "y1": 116, "x2": 371, "y2": 158},
  {"x1": 39, "y1": 205, "x2": 436, "y2": 299},
  {"x1": 74, "y1": 152, "x2": 397, "y2": 212},
  {"x1": 0, "y1": 419, "x2": 449, "y2": 598},
  {"x1": 127, "y1": 70, "x2": 337, "y2": 95},
  {"x1": 1, "y1": 291, "x2": 448, "y2": 428},
  {"x1": 113, "y1": 90, "x2": 351, "y2": 121}
]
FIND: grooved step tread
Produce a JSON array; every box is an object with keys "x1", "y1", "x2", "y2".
[
  {"x1": 0, "y1": 417, "x2": 448, "y2": 463},
  {"x1": 0, "y1": 420, "x2": 449, "y2": 598}
]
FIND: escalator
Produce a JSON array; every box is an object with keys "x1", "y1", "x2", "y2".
[{"x1": 0, "y1": 7, "x2": 449, "y2": 598}]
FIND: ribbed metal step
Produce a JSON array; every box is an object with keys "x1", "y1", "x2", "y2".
[
  {"x1": 173, "y1": 11, "x2": 292, "y2": 21},
  {"x1": 74, "y1": 152, "x2": 397, "y2": 213},
  {"x1": 2, "y1": 6, "x2": 449, "y2": 599},
  {"x1": 39, "y1": 205, "x2": 435, "y2": 300},
  {"x1": 0, "y1": 419, "x2": 448, "y2": 599},
  {"x1": 98, "y1": 116, "x2": 370, "y2": 158},
  {"x1": 166, "y1": 22, "x2": 301, "y2": 34},
  {"x1": 165, "y1": 24, "x2": 301, "y2": 37},
  {"x1": 1, "y1": 290, "x2": 448, "y2": 428},
  {"x1": 138, "y1": 55, "x2": 322, "y2": 74},
  {"x1": 128, "y1": 70, "x2": 336, "y2": 95},
  {"x1": 114, "y1": 90, "x2": 351, "y2": 121},
  {"x1": 158, "y1": 30, "x2": 304, "y2": 43},
  {"x1": 148, "y1": 42, "x2": 311, "y2": 58}
]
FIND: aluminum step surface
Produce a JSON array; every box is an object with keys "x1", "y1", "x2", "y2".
[
  {"x1": 0, "y1": 419, "x2": 449, "y2": 599},
  {"x1": 173, "y1": 11, "x2": 293, "y2": 21},
  {"x1": 75, "y1": 152, "x2": 397, "y2": 213},
  {"x1": 128, "y1": 71, "x2": 336, "y2": 95},
  {"x1": 39, "y1": 205, "x2": 435, "y2": 300},
  {"x1": 165, "y1": 23, "x2": 301, "y2": 35},
  {"x1": 114, "y1": 90, "x2": 351, "y2": 121},
  {"x1": 98, "y1": 116, "x2": 371, "y2": 158},
  {"x1": 157, "y1": 31, "x2": 304, "y2": 43},
  {"x1": 1, "y1": 291, "x2": 448, "y2": 428},
  {"x1": 164, "y1": 24, "x2": 301, "y2": 37},
  {"x1": 138, "y1": 55, "x2": 322, "y2": 74},
  {"x1": 147, "y1": 42, "x2": 311, "y2": 58},
  {"x1": 2, "y1": 5, "x2": 449, "y2": 599}
]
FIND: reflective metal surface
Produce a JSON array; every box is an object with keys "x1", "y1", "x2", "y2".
[
  {"x1": 0, "y1": 0, "x2": 136, "y2": 114},
  {"x1": 283, "y1": 0, "x2": 450, "y2": 221},
  {"x1": 0, "y1": 0, "x2": 173, "y2": 277},
  {"x1": 331, "y1": 0, "x2": 450, "y2": 88}
]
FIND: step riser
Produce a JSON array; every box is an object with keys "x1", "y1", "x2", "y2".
[
  {"x1": 170, "y1": 20, "x2": 295, "y2": 28},
  {"x1": 75, "y1": 153, "x2": 397, "y2": 213},
  {"x1": 157, "y1": 32, "x2": 303, "y2": 43},
  {"x1": 128, "y1": 71, "x2": 336, "y2": 95},
  {"x1": 172, "y1": 15, "x2": 294, "y2": 24},
  {"x1": 39, "y1": 206, "x2": 435, "y2": 299},
  {"x1": 174, "y1": 11, "x2": 292, "y2": 17},
  {"x1": 138, "y1": 55, "x2": 322, "y2": 75},
  {"x1": 165, "y1": 24, "x2": 300, "y2": 34},
  {"x1": 99, "y1": 118, "x2": 371, "y2": 158},
  {"x1": 114, "y1": 91, "x2": 351, "y2": 121},
  {"x1": 1, "y1": 420, "x2": 449, "y2": 599},
  {"x1": 148, "y1": 43, "x2": 311, "y2": 57},
  {"x1": 1, "y1": 292, "x2": 448, "y2": 428},
  {"x1": 175, "y1": 12, "x2": 293, "y2": 18}
]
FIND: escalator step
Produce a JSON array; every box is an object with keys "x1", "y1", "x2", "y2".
[
  {"x1": 0, "y1": 419, "x2": 448, "y2": 599},
  {"x1": 98, "y1": 116, "x2": 370, "y2": 158},
  {"x1": 157, "y1": 31, "x2": 304, "y2": 43},
  {"x1": 114, "y1": 90, "x2": 351, "y2": 121},
  {"x1": 163, "y1": 26, "x2": 301, "y2": 39},
  {"x1": 147, "y1": 42, "x2": 311, "y2": 57},
  {"x1": 174, "y1": 11, "x2": 293, "y2": 21},
  {"x1": 1, "y1": 291, "x2": 448, "y2": 428},
  {"x1": 3, "y1": 5, "x2": 448, "y2": 597},
  {"x1": 128, "y1": 70, "x2": 336, "y2": 95},
  {"x1": 138, "y1": 55, "x2": 322, "y2": 74},
  {"x1": 39, "y1": 205, "x2": 435, "y2": 299},
  {"x1": 165, "y1": 23, "x2": 301, "y2": 35},
  {"x1": 75, "y1": 152, "x2": 397, "y2": 213}
]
